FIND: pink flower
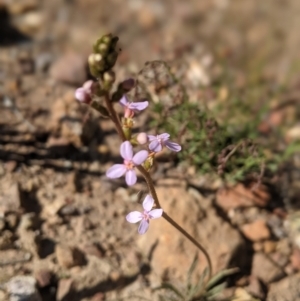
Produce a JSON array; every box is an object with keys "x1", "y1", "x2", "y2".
[
  {"x1": 126, "y1": 195, "x2": 163, "y2": 234},
  {"x1": 148, "y1": 133, "x2": 181, "y2": 152},
  {"x1": 75, "y1": 80, "x2": 95, "y2": 104},
  {"x1": 106, "y1": 141, "x2": 148, "y2": 186},
  {"x1": 120, "y1": 95, "x2": 148, "y2": 118}
]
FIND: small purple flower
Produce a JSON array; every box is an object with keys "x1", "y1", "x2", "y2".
[
  {"x1": 75, "y1": 80, "x2": 96, "y2": 104},
  {"x1": 106, "y1": 141, "x2": 148, "y2": 186},
  {"x1": 126, "y1": 194, "x2": 163, "y2": 234},
  {"x1": 120, "y1": 95, "x2": 148, "y2": 118},
  {"x1": 148, "y1": 133, "x2": 181, "y2": 152}
]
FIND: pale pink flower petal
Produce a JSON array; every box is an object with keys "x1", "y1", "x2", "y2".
[
  {"x1": 125, "y1": 170, "x2": 137, "y2": 186},
  {"x1": 149, "y1": 139, "x2": 162, "y2": 152},
  {"x1": 138, "y1": 219, "x2": 149, "y2": 234},
  {"x1": 165, "y1": 141, "x2": 182, "y2": 152},
  {"x1": 147, "y1": 135, "x2": 157, "y2": 142},
  {"x1": 132, "y1": 150, "x2": 148, "y2": 165},
  {"x1": 119, "y1": 95, "x2": 129, "y2": 106},
  {"x1": 149, "y1": 209, "x2": 163, "y2": 219},
  {"x1": 75, "y1": 87, "x2": 91, "y2": 104},
  {"x1": 126, "y1": 211, "x2": 143, "y2": 223},
  {"x1": 128, "y1": 101, "x2": 149, "y2": 111},
  {"x1": 148, "y1": 133, "x2": 181, "y2": 153},
  {"x1": 126, "y1": 194, "x2": 163, "y2": 235},
  {"x1": 159, "y1": 133, "x2": 170, "y2": 140},
  {"x1": 143, "y1": 195, "x2": 154, "y2": 211},
  {"x1": 106, "y1": 164, "x2": 127, "y2": 178},
  {"x1": 120, "y1": 141, "x2": 133, "y2": 160}
]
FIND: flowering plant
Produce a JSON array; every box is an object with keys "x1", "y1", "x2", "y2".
[{"x1": 74, "y1": 33, "x2": 225, "y2": 299}]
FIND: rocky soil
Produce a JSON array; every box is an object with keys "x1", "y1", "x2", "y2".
[{"x1": 0, "y1": 0, "x2": 300, "y2": 300}]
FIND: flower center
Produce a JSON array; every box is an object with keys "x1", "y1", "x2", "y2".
[
  {"x1": 142, "y1": 211, "x2": 150, "y2": 221},
  {"x1": 124, "y1": 159, "x2": 134, "y2": 170}
]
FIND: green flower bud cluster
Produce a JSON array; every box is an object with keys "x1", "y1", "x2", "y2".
[{"x1": 88, "y1": 33, "x2": 119, "y2": 78}]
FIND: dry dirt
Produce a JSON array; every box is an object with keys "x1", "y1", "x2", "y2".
[{"x1": 1, "y1": 0, "x2": 300, "y2": 301}]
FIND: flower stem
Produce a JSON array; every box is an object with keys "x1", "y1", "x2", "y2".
[
  {"x1": 162, "y1": 211, "x2": 212, "y2": 280},
  {"x1": 103, "y1": 91, "x2": 212, "y2": 281},
  {"x1": 104, "y1": 92, "x2": 126, "y2": 141}
]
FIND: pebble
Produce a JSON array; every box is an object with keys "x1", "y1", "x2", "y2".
[
  {"x1": 241, "y1": 219, "x2": 271, "y2": 242},
  {"x1": 55, "y1": 244, "x2": 85, "y2": 268},
  {"x1": 56, "y1": 278, "x2": 74, "y2": 301},
  {"x1": 34, "y1": 269, "x2": 52, "y2": 288},
  {"x1": 5, "y1": 213, "x2": 19, "y2": 230},
  {"x1": 50, "y1": 52, "x2": 87, "y2": 85},
  {"x1": 216, "y1": 183, "x2": 270, "y2": 211},
  {"x1": 6, "y1": 0, "x2": 39, "y2": 15},
  {"x1": 0, "y1": 230, "x2": 14, "y2": 250},
  {"x1": 263, "y1": 241, "x2": 277, "y2": 254},
  {"x1": 0, "y1": 183, "x2": 21, "y2": 214},
  {"x1": 267, "y1": 273, "x2": 300, "y2": 301},
  {"x1": 6, "y1": 276, "x2": 41, "y2": 301},
  {"x1": 252, "y1": 252, "x2": 285, "y2": 283}
]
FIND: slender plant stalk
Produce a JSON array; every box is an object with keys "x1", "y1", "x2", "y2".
[{"x1": 103, "y1": 93, "x2": 212, "y2": 281}]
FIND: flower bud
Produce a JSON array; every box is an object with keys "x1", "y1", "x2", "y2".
[
  {"x1": 75, "y1": 87, "x2": 92, "y2": 104},
  {"x1": 106, "y1": 51, "x2": 118, "y2": 68},
  {"x1": 74, "y1": 80, "x2": 99, "y2": 104},
  {"x1": 121, "y1": 78, "x2": 135, "y2": 92},
  {"x1": 123, "y1": 126, "x2": 132, "y2": 140},
  {"x1": 110, "y1": 36, "x2": 119, "y2": 49},
  {"x1": 103, "y1": 70, "x2": 116, "y2": 84},
  {"x1": 98, "y1": 43, "x2": 109, "y2": 55},
  {"x1": 101, "y1": 33, "x2": 113, "y2": 45},
  {"x1": 136, "y1": 132, "x2": 148, "y2": 145}
]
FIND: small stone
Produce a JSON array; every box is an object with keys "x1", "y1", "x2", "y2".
[
  {"x1": 216, "y1": 183, "x2": 270, "y2": 211},
  {"x1": 233, "y1": 288, "x2": 254, "y2": 301},
  {"x1": 0, "y1": 230, "x2": 14, "y2": 250},
  {"x1": 0, "y1": 291, "x2": 7, "y2": 301},
  {"x1": 267, "y1": 273, "x2": 300, "y2": 301},
  {"x1": 6, "y1": 275, "x2": 41, "y2": 301},
  {"x1": 241, "y1": 220, "x2": 271, "y2": 242},
  {"x1": 74, "y1": 216, "x2": 93, "y2": 235},
  {"x1": 5, "y1": 161, "x2": 17, "y2": 172},
  {"x1": 246, "y1": 275, "x2": 265, "y2": 300},
  {"x1": 91, "y1": 292, "x2": 105, "y2": 301},
  {"x1": 290, "y1": 247, "x2": 300, "y2": 271},
  {"x1": 252, "y1": 252, "x2": 285, "y2": 283},
  {"x1": 35, "y1": 52, "x2": 53, "y2": 72},
  {"x1": 6, "y1": 0, "x2": 39, "y2": 15},
  {"x1": 55, "y1": 244, "x2": 85, "y2": 268},
  {"x1": 56, "y1": 278, "x2": 74, "y2": 301},
  {"x1": 253, "y1": 242, "x2": 263, "y2": 252},
  {"x1": 15, "y1": 12, "x2": 44, "y2": 34},
  {"x1": 0, "y1": 183, "x2": 21, "y2": 214},
  {"x1": 81, "y1": 244, "x2": 104, "y2": 258},
  {"x1": 5, "y1": 213, "x2": 19, "y2": 230},
  {"x1": 263, "y1": 241, "x2": 277, "y2": 254},
  {"x1": 286, "y1": 124, "x2": 300, "y2": 142},
  {"x1": 50, "y1": 52, "x2": 87, "y2": 85},
  {"x1": 109, "y1": 271, "x2": 121, "y2": 282},
  {"x1": 43, "y1": 196, "x2": 66, "y2": 217},
  {"x1": 59, "y1": 204, "x2": 77, "y2": 216},
  {"x1": 270, "y1": 252, "x2": 289, "y2": 268},
  {"x1": 34, "y1": 269, "x2": 52, "y2": 288},
  {"x1": 137, "y1": 181, "x2": 245, "y2": 280}
]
